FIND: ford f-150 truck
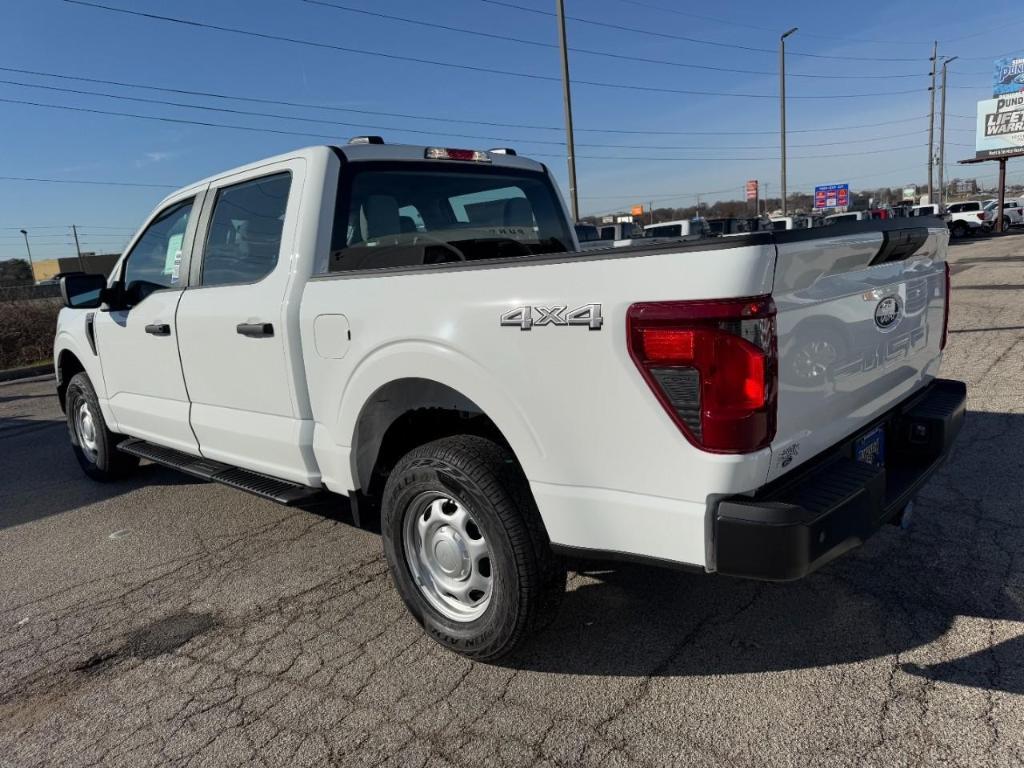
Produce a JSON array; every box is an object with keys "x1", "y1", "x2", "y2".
[{"x1": 54, "y1": 140, "x2": 965, "y2": 659}]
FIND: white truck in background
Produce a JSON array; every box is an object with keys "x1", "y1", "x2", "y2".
[{"x1": 55, "y1": 140, "x2": 965, "y2": 659}]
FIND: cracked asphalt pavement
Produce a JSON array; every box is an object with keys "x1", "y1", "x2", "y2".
[{"x1": 2, "y1": 233, "x2": 1023, "y2": 767}]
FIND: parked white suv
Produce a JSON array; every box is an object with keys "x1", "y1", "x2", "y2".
[
  {"x1": 982, "y1": 199, "x2": 1024, "y2": 230},
  {"x1": 946, "y1": 201, "x2": 988, "y2": 238},
  {"x1": 54, "y1": 141, "x2": 965, "y2": 659}
]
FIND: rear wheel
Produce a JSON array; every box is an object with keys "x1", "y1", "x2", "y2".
[
  {"x1": 381, "y1": 435, "x2": 565, "y2": 660},
  {"x1": 950, "y1": 221, "x2": 969, "y2": 239},
  {"x1": 65, "y1": 372, "x2": 139, "y2": 481}
]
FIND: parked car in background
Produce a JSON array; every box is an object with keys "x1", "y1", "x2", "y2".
[
  {"x1": 768, "y1": 215, "x2": 813, "y2": 230},
  {"x1": 946, "y1": 201, "x2": 988, "y2": 238},
  {"x1": 982, "y1": 199, "x2": 1024, "y2": 230},
  {"x1": 706, "y1": 216, "x2": 766, "y2": 237},
  {"x1": 643, "y1": 217, "x2": 710, "y2": 239},
  {"x1": 574, "y1": 223, "x2": 599, "y2": 244},
  {"x1": 824, "y1": 211, "x2": 871, "y2": 224}
]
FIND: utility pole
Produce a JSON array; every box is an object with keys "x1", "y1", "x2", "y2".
[
  {"x1": 71, "y1": 224, "x2": 86, "y2": 272},
  {"x1": 18, "y1": 229, "x2": 35, "y2": 283},
  {"x1": 648, "y1": 200, "x2": 653, "y2": 226},
  {"x1": 937, "y1": 56, "x2": 958, "y2": 209},
  {"x1": 927, "y1": 41, "x2": 938, "y2": 202},
  {"x1": 555, "y1": 0, "x2": 579, "y2": 222},
  {"x1": 780, "y1": 28, "x2": 798, "y2": 216}
]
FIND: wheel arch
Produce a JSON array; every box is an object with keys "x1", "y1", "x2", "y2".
[{"x1": 349, "y1": 377, "x2": 537, "y2": 505}]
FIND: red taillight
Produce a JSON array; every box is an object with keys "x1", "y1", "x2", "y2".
[
  {"x1": 977, "y1": 212, "x2": 987, "y2": 220},
  {"x1": 627, "y1": 297, "x2": 777, "y2": 453},
  {"x1": 941, "y1": 261, "x2": 951, "y2": 350}
]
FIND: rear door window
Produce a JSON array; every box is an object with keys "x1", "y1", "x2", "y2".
[{"x1": 201, "y1": 173, "x2": 291, "y2": 287}]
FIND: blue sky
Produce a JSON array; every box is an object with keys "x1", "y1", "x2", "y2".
[{"x1": 0, "y1": 0, "x2": 1018, "y2": 261}]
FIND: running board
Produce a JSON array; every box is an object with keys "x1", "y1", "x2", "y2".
[{"x1": 118, "y1": 438, "x2": 323, "y2": 506}]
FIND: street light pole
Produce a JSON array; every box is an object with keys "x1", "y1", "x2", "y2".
[
  {"x1": 927, "y1": 41, "x2": 938, "y2": 202},
  {"x1": 555, "y1": 0, "x2": 579, "y2": 222},
  {"x1": 780, "y1": 27, "x2": 798, "y2": 217},
  {"x1": 18, "y1": 229, "x2": 35, "y2": 283},
  {"x1": 71, "y1": 224, "x2": 86, "y2": 272},
  {"x1": 937, "y1": 56, "x2": 958, "y2": 209}
]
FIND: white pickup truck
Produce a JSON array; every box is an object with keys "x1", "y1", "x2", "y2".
[{"x1": 55, "y1": 141, "x2": 965, "y2": 659}]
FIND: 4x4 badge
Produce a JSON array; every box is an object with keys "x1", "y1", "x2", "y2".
[{"x1": 500, "y1": 303, "x2": 603, "y2": 331}]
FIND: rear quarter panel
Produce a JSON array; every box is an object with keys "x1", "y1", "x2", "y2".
[{"x1": 301, "y1": 242, "x2": 777, "y2": 565}]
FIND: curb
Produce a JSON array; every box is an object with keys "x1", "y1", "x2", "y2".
[{"x1": 0, "y1": 363, "x2": 54, "y2": 383}]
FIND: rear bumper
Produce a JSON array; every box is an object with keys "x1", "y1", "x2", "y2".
[{"x1": 714, "y1": 378, "x2": 966, "y2": 581}]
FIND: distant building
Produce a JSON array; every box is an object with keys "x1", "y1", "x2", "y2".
[{"x1": 32, "y1": 252, "x2": 120, "y2": 282}]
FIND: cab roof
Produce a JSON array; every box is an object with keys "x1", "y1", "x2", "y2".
[{"x1": 158, "y1": 143, "x2": 548, "y2": 208}]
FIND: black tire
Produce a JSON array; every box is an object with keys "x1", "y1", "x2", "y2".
[
  {"x1": 951, "y1": 221, "x2": 968, "y2": 239},
  {"x1": 381, "y1": 435, "x2": 565, "y2": 660},
  {"x1": 65, "y1": 372, "x2": 139, "y2": 481}
]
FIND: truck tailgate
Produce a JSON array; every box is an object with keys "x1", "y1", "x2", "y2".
[{"x1": 768, "y1": 221, "x2": 949, "y2": 482}]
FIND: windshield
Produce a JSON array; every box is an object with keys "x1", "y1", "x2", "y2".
[{"x1": 328, "y1": 162, "x2": 572, "y2": 272}]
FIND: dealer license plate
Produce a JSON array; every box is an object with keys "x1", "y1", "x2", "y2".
[{"x1": 854, "y1": 425, "x2": 886, "y2": 468}]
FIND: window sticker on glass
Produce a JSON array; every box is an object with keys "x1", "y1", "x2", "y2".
[{"x1": 164, "y1": 232, "x2": 184, "y2": 282}]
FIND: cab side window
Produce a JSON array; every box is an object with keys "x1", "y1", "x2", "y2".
[
  {"x1": 122, "y1": 198, "x2": 194, "y2": 302},
  {"x1": 202, "y1": 173, "x2": 292, "y2": 287}
]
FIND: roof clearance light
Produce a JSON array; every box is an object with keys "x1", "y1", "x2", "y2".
[{"x1": 425, "y1": 147, "x2": 491, "y2": 162}]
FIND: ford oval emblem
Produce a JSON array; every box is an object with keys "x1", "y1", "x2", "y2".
[{"x1": 874, "y1": 296, "x2": 901, "y2": 329}]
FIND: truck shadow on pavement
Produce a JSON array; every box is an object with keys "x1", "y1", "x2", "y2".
[
  {"x1": 0, "y1": 415, "x2": 202, "y2": 530},
  {"x1": 502, "y1": 410, "x2": 1024, "y2": 695}
]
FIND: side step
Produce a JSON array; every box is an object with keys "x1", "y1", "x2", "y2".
[{"x1": 118, "y1": 438, "x2": 323, "y2": 506}]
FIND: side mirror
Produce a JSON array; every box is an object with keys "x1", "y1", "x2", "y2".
[{"x1": 59, "y1": 273, "x2": 107, "y2": 310}]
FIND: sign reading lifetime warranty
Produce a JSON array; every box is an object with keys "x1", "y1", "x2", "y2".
[{"x1": 976, "y1": 95, "x2": 1024, "y2": 159}]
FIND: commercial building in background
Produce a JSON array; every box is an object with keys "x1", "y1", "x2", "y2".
[
  {"x1": 32, "y1": 253, "x2": 120, "y2": 282},
  {"x1": 993, "y1": 54, "x2": 1024, "y2": 96},
  {"x1": 813, "y1": 183, "x2": 850, "y2": 210}
]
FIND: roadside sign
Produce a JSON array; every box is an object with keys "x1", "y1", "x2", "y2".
[
  {"x1": 994, "y1": 54, "x2": 1024, "y2": 96},
  {"x1": 813, "y1": 183, "x2": 849, "y2": 209},
  {"x1": 975, "y1": 96, "x2": 1024, "y2": 159},
  {"x1": 745, "y1": 180, "x2": 758, "y2": 201},
  {"x1": 631, "y1": 204, "x2": 644, "y2": 217}
]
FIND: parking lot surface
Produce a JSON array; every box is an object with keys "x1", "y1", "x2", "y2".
[{"x1": 2, "y1": 234, "x2": 1023, "y2": 768}]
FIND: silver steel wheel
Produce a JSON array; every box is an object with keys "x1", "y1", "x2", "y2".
[
  {"x1": 74, "y1": 399, "x2": 99, "y2": 463},
  {"x1": 402, "y1": 492, "x2": 493, "y2": 622}
]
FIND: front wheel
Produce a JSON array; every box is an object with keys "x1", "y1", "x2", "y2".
[
  {"x1": 65, "y1": 372, "x2": 139, "y2": 481},
  {"x1": 950, "y1": 221, "x2": 969, "y2": 239},
  {"x1": 381, "y1": 435, "x2": 565, "y2": 660}
]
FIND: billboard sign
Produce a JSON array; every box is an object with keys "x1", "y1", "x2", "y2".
[
  {"x1": 813, "y1": 183, "x2": 849, "y2": 209},
  {"x1": 975, "y1": 96, "x2": 1024, "y2": 159},
  {"x1": 631, "y1": 204, "x2": 644, "y2": 217},
  {"x1": 745, "y1": 180, "x2": 758, "y2": 201},
  {"x1": 994, "y1": 55, "x2": 1024, "y2": 96}
]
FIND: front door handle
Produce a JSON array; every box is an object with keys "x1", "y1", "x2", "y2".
[
  {"x1": 145, "y1": 323, "x2": 171, "y2": 336},
  {"x1": 236, "y1": 322, "x2": 274, "y2": 338}
]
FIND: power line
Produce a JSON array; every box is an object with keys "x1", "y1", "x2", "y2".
[
  {"x1": 0, "y1": 64, "x2": 948, "y2": 136},
  {"x1": 300, "y1": 0, "x2": 928, "y2": 79},
  {"x1": 61, "y1": 1, "x2": 927, "y2": 98},
  {"x1": 0, "y1": 77, "x2": 944, "y2": 150},
  {"x1": 605, "y1": 0, "x2": 1022, "y2": 47},
  {"x1": 473, "y1": 0, "x2": 925, "y2": 62},
  {"x1": 0, "y1": 94, "x2": 933, "y2": 161},
  {"x1": 0, "y1": 174, "x2": 176, "y2": 188}
]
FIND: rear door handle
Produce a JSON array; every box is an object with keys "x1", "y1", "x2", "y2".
[
  {"x1": 145, "y1": 323, "x2": 171, "y2": 336},
  {"x1": 236, "y1": 322, "x2": 274, "y2": 338}
]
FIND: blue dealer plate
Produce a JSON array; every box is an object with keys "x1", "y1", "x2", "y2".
[{"x1": 854, "y1": 426, "x2": 886, "y2": 468}]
